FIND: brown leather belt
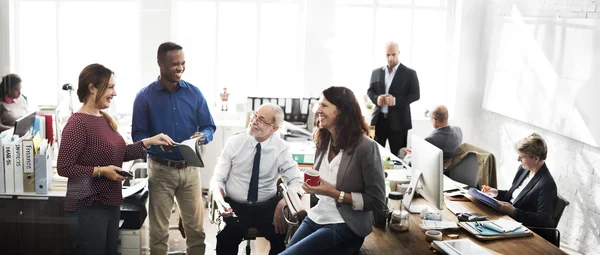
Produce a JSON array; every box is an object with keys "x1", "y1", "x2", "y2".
[{"x1": 149, "y1": 155, "x2": 188, "y2": 169}]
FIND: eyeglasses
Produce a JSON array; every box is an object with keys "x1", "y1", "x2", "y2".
[{"x1": 251, "y1": 111, "x2": 275, "y2": 126}]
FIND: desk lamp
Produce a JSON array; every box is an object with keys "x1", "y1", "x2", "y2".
[{"x1": 61, "y1": 83, "x2": 74, "y2": 114}]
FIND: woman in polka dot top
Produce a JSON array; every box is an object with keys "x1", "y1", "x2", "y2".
[{"x1": 57, "y1": 64, "x2": 174, "y2": 255}]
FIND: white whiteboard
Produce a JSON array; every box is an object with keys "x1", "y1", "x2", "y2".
[{"x1": 483, "y1": 6, "x2": 600, "y2": 147}]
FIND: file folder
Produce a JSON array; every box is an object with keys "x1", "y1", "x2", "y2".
[
  {"x1": 3, "y1": 136, "x2": 15, "y2": 193},
  {"x1": 14, "y1": 138, "x2": 23, "y2": 193},
  {"x1": 34, "y1": 140, "x2": 52, "y2": 194}
]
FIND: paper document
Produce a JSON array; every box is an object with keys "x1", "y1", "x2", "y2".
[
  {"x1": 433, "y1": 239, "x2": 493, "y2": 255},
  {"x1": 443, "y1": 176, "x2": 468, "y2": 191},
  {"x1": 446, "y1": 190, "x2": 467, "y2": 197},
  {"x1": 463, "y1": 221, "x2": 529, "y2": 236},
  {"x1": 174, "y1": 137, "x2": 204, "y2": 167},
  {"x1": 419, "y1": 220, "x2": 459, "y2": 230},
  {"x1": 482, "y1": 219, "x2": 522, "y2": 233},
  {"x1": 122, "y1": 178, "x2": 147, "y2": 198}
]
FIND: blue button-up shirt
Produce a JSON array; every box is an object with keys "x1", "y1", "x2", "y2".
[{"x1": 132, "y1": 79, "x2": 216, "y2": 161}]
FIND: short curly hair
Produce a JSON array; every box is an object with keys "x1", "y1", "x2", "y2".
[{"x1": 0, "y1": 74, "x2": 22, "y2": 98}]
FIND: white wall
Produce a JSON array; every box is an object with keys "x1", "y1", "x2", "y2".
[
  {"x1": 140, "y1": 0, "x2": 172, "y2": 85},
  {"x1": 451, "y1": 0, "x2": 489, "y2": 144},
  {"x1": 453, "y1": 1, "x2": 600, "y2": 254},
  {"x1": 302, "y1": 0, "x2": 334, "y2": 98},
  {"x1": 0, "y1": 0, "x2": 10, "y2": 75}
]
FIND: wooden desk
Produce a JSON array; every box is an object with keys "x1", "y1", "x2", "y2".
[{"x1": 360, "y1": 197, "x2": 566, "y2": 255}]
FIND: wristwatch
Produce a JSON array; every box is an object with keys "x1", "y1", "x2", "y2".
[{"x1": 337, "y1": 191, "x2": 345, "y2": 203}]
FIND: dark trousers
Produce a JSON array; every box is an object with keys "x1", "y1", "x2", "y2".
[
  {"x1": 68, "y1": 201, "x2": 120, "y2": 255},
  {"x1": 216, "y1": 196, "x2": 286, "y2": 255},
  {"x1": 281, "y1": 216, "x2": 364, "y2": 255},
  {"x1": 374, "y1": 113, "x2": 408, "y2": 157}
]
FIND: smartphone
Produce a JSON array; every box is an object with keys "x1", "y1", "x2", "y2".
[{"x1": 117, "y1": 170, "x2": 134, "y2": 178}]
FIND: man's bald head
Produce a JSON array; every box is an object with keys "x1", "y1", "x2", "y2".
[
  {"x1": 385, "y1": 42, "x2": 400, "y2": 68},
  {"x1": 430, "y1": 105, "x2": 449, "y2": 128},
  {"x1": 386, "y1": 42, "x2": 399, "y2": 51}
]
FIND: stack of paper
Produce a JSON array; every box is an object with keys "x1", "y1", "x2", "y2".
[
  {"x1": 482, "y1": 218, "x2": 522, "y2": 233},
  {"x1": 50, "y1": 173, "x2": 68, "y2": 191},
  {"x1": 461, "y1": 220, "x2": 531, "y2": 237},
  {"x1": 419, "y1": 220, "x2": 459, "y2": 230},
  {"x1": 443, "y1": 176, "x2": 468, "y2": 191}
]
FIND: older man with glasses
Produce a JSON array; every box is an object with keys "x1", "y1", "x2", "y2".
[{"x1": 209, "y1": 103, "x2": 303, "y2": 255}]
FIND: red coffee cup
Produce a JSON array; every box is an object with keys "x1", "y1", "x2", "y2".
[{"x1": 304, "y1": 169, "x2": 320, "y2": 186}]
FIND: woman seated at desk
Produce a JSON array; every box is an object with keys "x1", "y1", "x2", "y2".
[
  {"x1": 482, "y1": 133, "x2": 557, "y2": 227},
  {"x1": 281, "y1": 86, "x2": 386, "y2": 255},
  {"x1": 0, "y1": 73, "x2": 28, "y2": 132}
]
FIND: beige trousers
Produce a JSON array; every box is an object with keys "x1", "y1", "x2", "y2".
[{"x1": 148, "y1": 158, "x2": 206, "y2": 255}]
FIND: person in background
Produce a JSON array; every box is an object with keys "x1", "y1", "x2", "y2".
[
  {"x1": 57, "y1": 63, "x2": 174, "y2": 255},
  {"x1": 0, "y1": 73, "x2": 28, "y2": 132},
  {"x1": 210, "y1": 103, "x2": 303, "y2": 255},
  {"x1": 282, "y1": 86, "x2": 386, "y2": 255},
  {"x1": 367, "y1": 41, "x2": 420, "y2": 157},
  {"x1": 481, "y1": 133, "x2": 557, "y2": 227},
  {"x1": 132, "y1": 42, "x2": 216, "y2": 255},
  {"x1": 400, "y1": 105, "x2": 462, "y2": 168}
]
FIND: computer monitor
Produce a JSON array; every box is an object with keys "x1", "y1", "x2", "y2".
[
  {"x1": 402, "y1": 134, "x2": 444, "y2": 213},
  {"x1": 13, "y1": 111, "x2": 37, "y2": 137}
]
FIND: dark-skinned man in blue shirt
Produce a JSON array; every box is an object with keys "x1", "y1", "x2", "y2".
[{"x1": 132, "y1": 42, "x2": 216, "y2": 255}]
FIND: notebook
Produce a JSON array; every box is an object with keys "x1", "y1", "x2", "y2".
[
  {"x1": 459, "y1": 221, "x2": 532, "y2": 240},
  {"x1": 445, "y1": 190, "x2": 470, "y2": 201},
  {"x1": 463, "y1": 221, "x2": 528, "y2": 236},
  {"x1": 467, "y1": 188, "x2": 502, "y2": 211},
  {"x1": 432, "y1": 239, "x2": 494, "y2": 255},
  {"x1": 174, "y1": 137, "x2": 204, "y2": 167},
  {"x1": 481, "y1": 218, "x2": 522, "y2": 233}
]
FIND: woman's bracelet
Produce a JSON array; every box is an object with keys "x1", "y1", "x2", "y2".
[{"x1": 97, "y1": 166, "x2": 102, "y2": 177}]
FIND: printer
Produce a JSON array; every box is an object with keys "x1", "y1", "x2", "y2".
[{"x1": 120, "y1": 178, "x2": 149, "y2": 229}]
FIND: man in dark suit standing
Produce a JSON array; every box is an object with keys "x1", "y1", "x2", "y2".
[{"x1": 367, "y1": 42, "x2": 420, "y2": 156}]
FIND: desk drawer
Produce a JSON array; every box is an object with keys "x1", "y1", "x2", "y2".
[{"x1": 118, "y1": 230, "x2": 140, "y2": 249}]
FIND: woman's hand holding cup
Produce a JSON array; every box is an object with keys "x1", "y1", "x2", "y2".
[
  {"x1": 302, "y1": 170, "x2": 337, "y2": 198},
  {"x1": 304, "y1": 169, "x2": 320, "y2": 187}
]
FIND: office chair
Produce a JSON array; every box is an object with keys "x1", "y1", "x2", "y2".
[
  {"x1": 446, "y1": 143, "x2": 498, "y2": 188},
  {"x1": 171, "y1": 199, "x2": 253, "y2": 255},
  {"x1": 552, "y1": 194, "x2": 570, "y2": 228},
  {"x1": 529, "y1": 227, "x2": 561, "y2": 248},
  {"x1": 444, "y1": 152, "x2": 478, "y2": 188},
  {"x1": 527, "y1": 194, "x2": 570, "y2": 248},
  {"x1": 208, "y1": 178, "x2": 304, "y2": 255}
]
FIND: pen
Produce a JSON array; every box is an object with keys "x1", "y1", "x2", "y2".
[{"x1": 474, "y1": 222, "x2": 484, "y2": 233}]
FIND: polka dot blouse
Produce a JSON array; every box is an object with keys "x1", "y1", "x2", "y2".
[{"x1": 57, "y1": 113, "x2": 146, "y2": 212}]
